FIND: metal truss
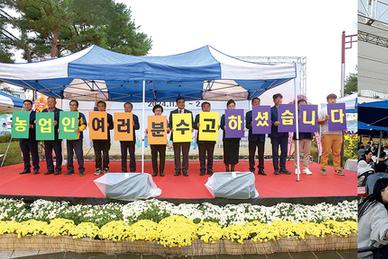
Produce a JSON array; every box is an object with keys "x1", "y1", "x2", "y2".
[
  {"x1": 237, "y1": 56, "x2": 307, "y2": 96},
  {"x1": 359, "y1": 0, "x2": 388, "y2": 25},
  {"x1": 359, "y1": 29, "x2": 388, "y2": 47}
]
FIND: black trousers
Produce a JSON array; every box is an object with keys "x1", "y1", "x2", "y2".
[
  {"x1": 271, "y1": 137, "x2": 288, "y2": 170},
  {"x1": 44, "y1": 140, "x2": 62, "y2": 171},
  {"x1": 93, "y1": 140, "x2": 110, "y2": 170},
  {"x1": 19, "y1": 139, "x2": 39, "y2": 171},
  {"x1": 151, "y1": 145, "x2": 166, "y2": 174},
  {"x1": 173, "y1": 142, "x2": 190, "y2": 172},
  {"x1": 120, "y1": 141, "x2": 136, "y2": 172},
  {"x1": 249, "y1": 140, "x2": 265, "y2": 171},
  {"x1": 67, "y1": 139, "x2": 84, "y2": 172},
  {"x1": 198, "y1": 141, "x2": 215, "y2": 173}
]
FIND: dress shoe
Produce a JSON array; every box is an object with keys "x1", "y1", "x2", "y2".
[
  {"x1": 54, "y1": 170, "x2": 62, "y2": 175},
  {"x1": 64, "y1": 170, "x2": 74, "y2": 176},
  {"x1": 274, "y1": 170, "x2": 279, "y2": 175},
  {"x1": 258, "y1": 170, "x2": 267, "y2": 176},
  {"x1": 207, "y1": 171, "x2": 213, "y2": 175},
  {"x1": 33, "y1": 170, "x2": 39, "y2": 175},
  {"x1": 174, "y1": 171, "x2": 181, "y2": 176},
  {"x1": 159, "y1": 171, "x2": 165, "y2": 177},
  {"x1": 79, "y1": 171, "x2": 84, "y2": 176},
  {"x1": 280, "y1": 168, "x2": 291, "y2": 175},
  {"x1": 152, "y1": 171, "x2": 158, "y2": 177},
  {"x1": 200, "y1": 171, "x2": 206, "y2": 176},
  {"x1": 249, "y1": 168, "x2": 255, "y2": 173},
  {"x1": 183, "y1": 171, "x2": 189, "y2": 176},
  {"x1": 20, "y1": 169, "x2": 31, "y2": 174},
  {"x1": 44, "y1": 170, "x2": 54, "y2": 175}
]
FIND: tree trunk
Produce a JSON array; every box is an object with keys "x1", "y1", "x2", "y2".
[{"x1": 51, "y1": 31, "x2": 59, "y2": 58}]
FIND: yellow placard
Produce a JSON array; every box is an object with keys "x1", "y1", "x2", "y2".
[
  {"x1": 199, "y1": 112, "x2": 219, "y2": 141},
  {"x1": 148, "y1": 116, "x2": 167, "y2": 145},
  {"x1": 172, "y1": 113, "x2": 192, "y2": 143},
  {"x1": 114, "y1": 112, "x2": 133, "y2": 141},
  {"x1": 89, "y1": 112, "x2": 108, "y2": 140}
]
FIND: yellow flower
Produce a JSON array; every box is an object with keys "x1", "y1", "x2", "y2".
[
  {"x1": 70, "y1": 222, "x2": 99, "y2": 239},
  {"x1": 15, "y1": 220, "x2": 48, "y2": 238},
  {"x1": 99, "y1": 220, "x2": 131, "y2": 241},
  {"x1": 45, "y1": 218, "x2": 76, "y2": 237}
]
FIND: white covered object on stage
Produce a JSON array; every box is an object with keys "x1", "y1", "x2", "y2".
[
  {"x1": 205, "y1": 171, "x2": 259, "y2": 199},
  {"x1": 94, "y1": 173, "x2": 161, "y2": 201}
]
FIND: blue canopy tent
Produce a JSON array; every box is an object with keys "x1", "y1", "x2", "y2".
[
  {"x1": 0, "y1": 45, "x2": 299, "y2": 175},
  {"x1": 0, "y1": 91, "x2": 23, "y2": 113},
  {"x1": 0, "y1": 45, "x2": 296, "y2": 102},
  {"x1": 358, "y1": 100, "x2": 388, "y2": 160}
]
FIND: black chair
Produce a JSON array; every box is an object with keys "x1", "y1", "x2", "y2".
[{"x1": 357, "y1": 246, "x2": 387, "y2": 259}]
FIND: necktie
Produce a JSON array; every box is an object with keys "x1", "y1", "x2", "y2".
[{"x1": 180, "y1": 110, "x2": 182, "y2": 114}]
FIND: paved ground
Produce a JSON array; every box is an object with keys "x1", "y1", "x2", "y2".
[{"x1": 0, "y1": 250, "x2": 357, "y2": 258}]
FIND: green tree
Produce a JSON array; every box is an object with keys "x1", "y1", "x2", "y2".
[
  {"x1": 344, "y1": 72, "x2": 357, "y2": 96},
  {"x1": 1, "y1": 0, "x2": 152, "y2": 61}
]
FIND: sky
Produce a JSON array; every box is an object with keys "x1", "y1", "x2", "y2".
[{"x1": 123, "y1": 0, "x2": 358, "y2": 106}]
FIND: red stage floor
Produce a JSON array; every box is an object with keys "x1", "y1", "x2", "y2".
[{"x1": 0, "y1": 161, "x2": 357, "y2": 199}]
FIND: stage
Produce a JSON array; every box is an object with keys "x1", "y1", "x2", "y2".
[{"x1": 0, "y1": 160, "x2": 357, "y2": 203}]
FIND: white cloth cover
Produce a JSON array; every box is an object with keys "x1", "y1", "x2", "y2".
[
  {"x1": 94, "y1": 173, "x2": 161, "y2": 201},
  {"x1": 205, "y1": 171, "x2": 259, "y2": 199}
]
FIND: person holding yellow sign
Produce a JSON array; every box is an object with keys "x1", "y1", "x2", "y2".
[
  {"x1": 64, "y1": 100, "x2": 87, "y2": 176},
  {"x1": 147, "y1": 104, "x2": 170, "y2": 177},
  {"x1": 93, "y1": 101, "x2": 114, "y2": 176},
  {"x1": 194, "y1": 102, "x2": 218, "y2": 176},
  {"x1": 19, "y1": 100, "x2": 40, "y2": 175},
  {"x1": 42, "y1": 96, "x2": 63, "y2": 175},
  {"x1": 119, "y1": 102, "x2": 140, "y2": 173},
  {"x1": 169, "y1": 97, "x2": 194, "y2": 177}
]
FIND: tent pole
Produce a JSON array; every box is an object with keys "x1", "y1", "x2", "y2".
[
  {"x1": 377, "y1": 130, "x2": 383, "y2": 164},
  {"x1": 294, "y1": 74, "x2": 300, "y2": 182},
  {"x1": 142, "y1": 80, "x2": 145, "y2": 173}
]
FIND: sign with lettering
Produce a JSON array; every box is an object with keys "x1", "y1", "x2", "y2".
[
  {"x1": 11, "y1": 111, "x2": 29, "y2": 139},
  {"x1": 299, "y1": 105, "x2": 318, "y2": 133},
  {"x1": 172, "y1": 113, "x2": 192, "y2": 142},
  {"x1": 252, "y1": 106, "x2": 271, "y2": 134},
  {"x1": 198, "y1": 112, "x2": 219, "y2": 141},
  {"x1": 36, "y1": 112, "x2": 54, "y2": 140},
  {"x1": 225, "y1": 109, "x2": 244, "y2": 138},
  {"x1": 327, "y1": 103, "x2": 346, "y2": 131},
  {"x1": 148, "y1": 116, "x2": 167, "y2": 145},
  {"x1": 89, "y1": 112, "x2": 108, "y2": 140},
  {"x1": 114, "y1": 112, "x2": 133, "y2": 141},
  {"x1": 59, "y1": 111, "x2": 78, "y2": 139},
  {"x1": 278, "y1": 104, "x2": 296, "y2": 132}
]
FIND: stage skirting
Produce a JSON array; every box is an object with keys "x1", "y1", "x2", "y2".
[{"x1": 0, "y1": 234, "x2": 357, "y2": 255}]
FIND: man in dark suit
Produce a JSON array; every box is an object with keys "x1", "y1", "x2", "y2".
[
  {"x1": 246, "y1": 97, "x2": 267, "y2": 175},
  {"x1": 120, "y1": 102, "x2": 140, "y2": 173},
  {"x1": 93, "y1": 101, "x2": 114, "y2": 175},
  {"x1": 168, "y1": 97, "x2": 194, "y2": 176},
  {"x1": 42, "y1": 96, "x2": 63, "y2": 175},
  {"x1": 194, "y1": 102, "x2": 216, "y2": 176},
  {"x1": 19, "y1": 100, "x2": 40, "y2": 175},
  {"x1": 270, "y1": 93, "x2": 291, "y2": 175}
]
